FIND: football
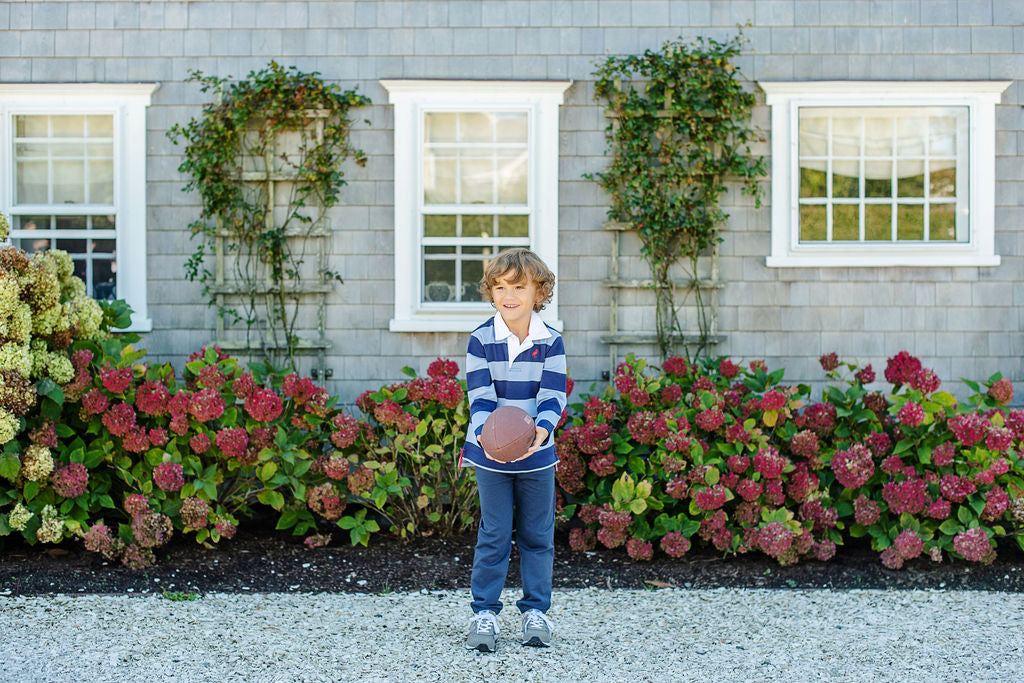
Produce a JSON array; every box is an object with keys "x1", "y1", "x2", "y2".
[{"x1": 480, "y1": 406, "x2": 537, "y2": 462}]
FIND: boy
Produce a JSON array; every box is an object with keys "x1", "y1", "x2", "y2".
[{"x1": 461, "y1": 248, "x2": 567, "y2": 653}]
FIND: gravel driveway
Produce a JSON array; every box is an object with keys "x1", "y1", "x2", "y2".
[{"x1": 2, "y1": 587, "x2": 1022, "y2": 681}]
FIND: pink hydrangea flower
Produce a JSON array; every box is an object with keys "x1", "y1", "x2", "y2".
[
  {"x1": 893, "y1": 529, "x2": 924, "y2": 560},
  {"x1": 953, "y1": 528, "x2": 994, "y2": 563},
  {"x1": 135, "y1": 381, "x2": 170, "y2": 416},
  {"x1": 588, "y1": 452, "x2": 618, "y2": 477},
  {"x1": 931, "y1": 441, "x2": 955, "y2": 467},
  {"x1": 832, "y1": 443, "x2": 875, "y2": 489},
  {"x1": 908, "y1": 368, "x2": 941, "y2": 395},
  {"x1": 819, "y1": 352, "x2": 840, "y2": 372},
  {"x1": 101, "y1": 402, "x2": 137, "y2": 437},
  {"x1": 694, "y1": 407, "x2": 726, "y2": 432},
  {"x1": 947, "y1": 414, "x2": 988, "y2": 448},
  {"x1": 244, "y1": 388, "x2": 284, "y2": 422},
  {"x1": 626, "y1": 537, "x2": 654, "y2": 561},
  {"x1": 693, "y1": 484, "x2": 728, "y2": 511},
  {"x1": 153, "y1": 463, "x2": 184, "y2": 493},
  {"x1": 569, "y1": 527, "x2": 596, "y2": 552},
  {"x1": 897, "y1": 402, "x2": 926, "y2": 427},
  {"x1": 180, "y1": 497, "x2": 210, "y2": 528},
  {"x1": 884, "y1": 351, "x2": 922, "y2": 387},
  {"x1": 660, "y1": 531, "x2": 690, "y2": 558},
  {"x1": 988, "y1": 379, "x2": 1014, "y2": 406},
  {"x1": 761, "y1": 390, "x2": 786, "y2": 412},
  {"x1": 940, "y1": 475, "x2": 976, "y2": 503},
  {"x1": 51, "y1": 462, "x2": 89, "y2": 498},
  {"x1": 757, "y1": 523, "x2": 794, "y2": 559},
  {"x1": 855, "y1": 365, "x2": 876, "y2": 384},
  {"x1": 82, "y1": 388, "x2": 110, "y2": 416},
  {"x1": 661, "y1": 356, "x2": 688, "y2": 378},
  {"x1": 719, "y1": 359, "x2": 740, "y2": 379},
  {"x1": 216, "y1": 427, "x2": 249, "y2": 459},
  {"x1": 880, "y1": 547, "x2": 904, "y2": 570},
  {"x1": 427, "y1": 357, "x2": 459, "y2": 378},
  {"x1": 188, "y1": 388, "x2": 226, "y2": 423},
  {"x1": 854, "y1": 494, "x2": 881, "y2": 526},
  {"x1": 985, "y1": 427, "x2": 1013, "y2": 453},
  {"x1": 124, "y1": 493, "x2": 150, "y2": 517},
  {"x1": 881, "y1": 478, "x2": 928, "y2": 515},
  {"x1": 99, "y1": 364, "x2": 133, "y2": 394},
  {"x1": 189, "y1": 432, "x2": 212, "y2": 454},
  {"x1": 753, "y1": 446, "x2": 787, "y2": 479}
]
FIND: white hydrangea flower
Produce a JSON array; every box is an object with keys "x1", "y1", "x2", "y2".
[
  {"x1": 21, "y1": 444, "x2": 53, "y2": 481},
  {"x1": 0, "y1": 408, "x2": 17, "y2": 444},
  {"x1": 0, "y1": 343, "x2": 32, "y2": 378},
  {"x1": 8, "y1": 502, "x2": 32, "y2": 531}
]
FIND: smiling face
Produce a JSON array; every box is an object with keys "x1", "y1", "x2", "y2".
[{"x1": 490, "y1": 271, "x2": 543, "y2": 330}]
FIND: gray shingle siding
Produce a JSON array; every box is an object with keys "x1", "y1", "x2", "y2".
[{"x1": 1, "y1": 0, "x2": 1021, "y2": 400}]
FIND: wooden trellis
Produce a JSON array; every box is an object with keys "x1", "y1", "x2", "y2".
[{"x1": 207, "y1": 110, "x2": 332, "y2": 380}]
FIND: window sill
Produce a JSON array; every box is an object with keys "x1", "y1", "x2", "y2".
[
  {"x1": 766, "y1": 253, "x2": 1001, "y2": 268},
  {"x1": 390, "y1": 315, "x2": 564, "y2": 333}
]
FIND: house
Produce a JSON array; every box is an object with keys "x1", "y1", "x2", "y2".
[{"x1": 1, "y1": 0, "x2": 1021, "y2": 404}]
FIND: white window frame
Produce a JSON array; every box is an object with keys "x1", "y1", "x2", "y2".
[
  {"x1": 0, "y1": 83, "x2": 157, "y2": 332},
  {"x1": 382, "y1": 80, "x2": 571, "y2": 332},
  {"x1": 761, "y1": 81, "x2": 1009, "y2": 268}
]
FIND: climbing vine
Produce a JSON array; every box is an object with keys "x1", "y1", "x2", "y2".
[
  {"x1": 168, "y1": 62, "x2": 370, "y2": 369},
  {"x1": 589, "y1": 34, "x2": 766, "y2": 360}
]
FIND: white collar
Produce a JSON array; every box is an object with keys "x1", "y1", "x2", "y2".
[{"x1": 493, "y1": 309, "x2": 551, "y2": 343}]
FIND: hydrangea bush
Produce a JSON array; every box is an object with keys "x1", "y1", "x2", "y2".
[{"x1": 557, "y1": 351, "x2": 1024, "y2": 568}]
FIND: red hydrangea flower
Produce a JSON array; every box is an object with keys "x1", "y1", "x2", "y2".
[
  {"x1": 196, "y1": 365, "x2": 228, "y2": 390},
  {"x1": 51, "y1": 462, "x2": 89, "y2": 498},
  {"x1": 749, "y1": 359, "x2": 768, "y2": 373},
  {"x1": 660, "y1": 383, "x2": 683, "y2": 405},
  {"x1": 927, "y1": 498, "x2": 951, "y2": 520},
  {"x1": 753, "y1": 446, "x2": 787, "y2": 479},
  {"x1": 665, "y1": 477, "x2": 688, "y2": 500},
  {"x1": 330, "y1": 413, "x2": 361, "y2": 449},
  {"x1": 786, "y1": 465, "x2": 819, "y2": 503},
  {"x1": 424, "y1": 376, "x2": 464, "y2": 409},
  {"x1": 189, "y1": 433, "x2": 211, "y2": 455},
  {"x1": 897, "y1": 402, "x2": 925, "y2": 427},
  {"x1": 283, "y1": 374, "x2": 318, "y2": 403},
  {"x1": 982, "y1": 486, "x2": 1009, "y2": 522},
  {"x1": 661, "y1": 356, "x2": 688, "y2": 378},
  {"x1": 991, "y1": 458, "x2": 1010, "y2": 476},
  {"x1": 736, "y1": 478, "x2": 762, "y2": 502},
  {"x1": 216, "y1": 427, "x2": 249, "y2": 459},
  {"x1": 306, "y1": 482, "x2": 345, "y2": 520},
  {"x1": 881, "y1": 455, "x2": 906, "y2": 476},
  {"x1": 347, "y1": 465, "x2": 375, "y2": 496},
  {"x1": 719, "y1": 359, "x2": 740, "y2": 379},
  {"x1": 99, "y1": 364, "x2": 133, "y2": 394},
  {"x1": 153, "y1": 463, "x2": 184, "y2": 493},
  {"x1": 855, "y1": 364, "x2": 876, "y2": 384},
  {"x1": 579, "y1": 421, "x2": 615, "y2": 454},
  {"x1": 884, "y1": 351, "x2": 922, "y2": 386},
  {"x1": 693, "y1": 483, "x2": 728, "y2": 511},
  {"x1": 101, "y1": 402, "x2": 137, "y2": 437},
  {"x1": 800, "y1": 402, "x2": 838, "y2": 436},
  {"x1": 72, "y1": 349, "x2": 94, "y2": 371},
  {"x1": 189, "y1": 388, "x2": 226, "y2": 423},
  {"x1": 148, "y1": 427, "x2": 169, "y2": 448},
  {"x1": 881, "y1": 478, "x2": 928, "y2": 515},
  {"x1": 122, "y1": 427, "x2": 151, "y2": 454},
  {"x1": 124, "y1": 494, "x2": 150, "y2": 517},
  {"x1": 180, "y1": 497, "x2": 210, "y2": 528},
  {"x1": 985, "y1": 427, "x2": 1013, "y2": 453},
  {"x1": 694, "y1": 407, "x2": 726, "y2": 432},
  {"x1": 665, "y1": 432, "x2": 692, "y2": 453},
  {"x1": 626, "y1": 412, "x2": 669, "y2": 445},
  {"x1": 692, "y1": 376, "x2": 716, "y2": 393},
  {"x1": 832, "y1": 443, "x2": 874, "y2": 489},
  {"x1": 988, "y1": 379, "x2": 1014, "y2": 406},
  {"x1": 756, "y1": 523, "x2": 794, "y2": 559},
  {"x1": 628, "y1": 387, "x2": 651, "y2": 407},
  {"x1": 82, "y1": 388, "x2": 110, "y2": 416},
  {"x1": 660, "y1": 532, "x2": 690, "y2": 558},
  {"x1": 948, "y1": 413, "x2": 989, "y2": 448},
  {"x1": 880, "y1": 547, "x2": 904, "y2": 570},
  {"x1": 569, "y1": 527, "x2": 596, "y2": 552},
  {"x1": 819, "y1": 352, "x2": 839, "y2": 372},
  {"x1": 727, "y1": 455, "x2": 749, "y2": 474},
  {"x1": 135, "y1": 381, "x2": 170, "y2": 416},
  {"x1": 789, "y1": 430, "x2": 820, "y2": 461},
  {"x1": 626, "y1": 537, "x2": 654, "y2": 561},
  {"x1": 854, "y1": 494, "x2": 881, "y2": 526},
  {"x1": 168, "y1": 391, "x2": 190, "y2": 418},
  {"x1": 232, "y1": 371, "x2": 259, "y2": 399},
  {"x1": 814, "y1": 539, "x2": 837, "y2": 562},
  {"x1": 893, "y1": 529, "x2": 924, "y2": 560},
  {"x1": 427, "y1": 357, "x2": 459, "y2": 379},
  {"x1": 953, "y1": 528, "x2": 994, "y2": 563},
  {"x1": 931, "y1": 441, "x2": 955, "y2": 467},
  {"x1": 940, "y1": 474, "x2": 976, "y2": 503},
  {"x1": 865, "y1": 431, "x2": 892, "y2": 459},
  {"x1": 760, "y1": 390, "x2": 786, "y2": 412},
  {"x1": 764, "y1": 479, "x2": 785, "y2": 506},
  {"x1": 588, "y1": 452, "x2": 618, "y2": 477},
  {"x1": 975, "y1": 469, "x2": 995, "y2": 486},
  {"x1": 598, "y1": 507, "x2": 631, "y2": 533},
  {"x1": 908, "y1": 368, "x2": 941, "y2": 395},
  {"x1": 245, "y1": 388, "x2": 284, "y2": 422},
  {"x1": 799, "y1": 498, "x2": 837, "y2": 532},
  {"x1": 583, "y1": 397, "x2": 617, "y2": 423}
]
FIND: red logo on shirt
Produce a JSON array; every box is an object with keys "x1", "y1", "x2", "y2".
[{"x1": 532, "y1": 349, "x2": 539, "y2": 357}]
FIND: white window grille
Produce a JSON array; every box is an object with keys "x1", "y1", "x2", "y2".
[
  {"x1": 382, "y1": 80, "x2": 570, "y2": 332},
  {"x1": 761, "y1": 81, "x2": 1009, "y2": 268},
  {"x1": 0, "y1": 84, "x2": 157, "y2": 331}
]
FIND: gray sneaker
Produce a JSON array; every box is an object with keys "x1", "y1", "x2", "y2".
[
  {"x1": 466, "y1": 610, "x2": 499, "y2": 652},
  {"x1": 521, "y1": 609, "x2": 553, "y2": 647}
]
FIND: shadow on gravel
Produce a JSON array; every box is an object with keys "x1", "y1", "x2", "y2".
[{"x1": 1, "y1": 516, "x2": 1022, "y2": 596}]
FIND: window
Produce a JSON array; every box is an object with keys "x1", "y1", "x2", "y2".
[
  {"x1": 382, "y1": 80, "x2": 571, "y2": 332},
  {"x1": 0, "y1": 84, "x2": 157, "y2": 331},
  {"x1": 761, "y1": 81, "x2": 1009, "y2": 267}
]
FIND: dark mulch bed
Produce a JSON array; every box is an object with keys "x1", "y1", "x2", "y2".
[{"x1": 1, "y1": 516, "x2": 1022, "y2": 596}]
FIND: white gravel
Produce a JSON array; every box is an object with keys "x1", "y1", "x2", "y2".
[{"x1": 2, "y1": 587, "x2": 1022, "y2": 681}]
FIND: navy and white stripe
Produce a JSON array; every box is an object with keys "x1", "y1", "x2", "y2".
[{"x1": 462, "y1": 316, "x2": 567, "y2": 473}]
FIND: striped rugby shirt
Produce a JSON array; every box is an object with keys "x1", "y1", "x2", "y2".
[{"x1": 461, "y1": 311, "x2": 567, "y2": 473}]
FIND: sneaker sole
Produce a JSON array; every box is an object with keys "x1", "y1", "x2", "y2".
[
  {"x1": 466, "y1": 643, "x2": 495, "y2": 653},
  {"x1": 522, "y1": 636, "x2": 549, "y2": 647}
]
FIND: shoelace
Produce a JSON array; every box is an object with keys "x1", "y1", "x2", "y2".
[
  {"x1": 473, "y1": 613, "x2": 497, "y2": 635},
  {"x1": 523, "y1": 611, "x2": 549, "y2": 632}
]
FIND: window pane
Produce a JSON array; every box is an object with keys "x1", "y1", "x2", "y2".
[
  {"x1": 897, "y1": 205, "x2": 924, "y2": 240},
  {"x1": 833, "y1": 161, "x2": 859, "y2": 198},
  {"x1": 424, "y1": 246, "x2": 455, "y2": 254},
  {"x1": 460, "y1": 156, "x2": 493, "y2": 204},
  {"x1": 15, "y1": 115, "x2": 48, "y2": 137},
  {"x1": 86, "y1": 115, "x2": 113, "y2": 137},
  {"x1": 864, "y1": 205, "x2": 891, "y2": 241},
  {"x1": 16, "y1": 215, "x2": 49, "y2": 231},
  {"x1": 52, "y1": 115, "x2": 85, "y2": 137},
  {"x1": 56, "y1": 215, "x2": 87, "y2": 231},
  {"x1": 798, "y1": 116, "x2": 828, "y2": 157},
  {"x1": 863, "y1": 117, "x2": 892, "y2": 156},
  {"x1": 929, "y1": 117, "x2": 957, "y2": 156},
  {"x1": 498, "y1": 215, "x2": 528, "y2": 237},
  {"x1": 15, "y1": 161, "x2": 48, "y2": 203},
  {"x1": 92, "y1": 259, "x2": 117, "y2": 300},
  {"x1": 930, "y1": 164, "x2": 956, "y2": 198},
  {"x1": 897, "y1": 116, "x2": 927, "y2": 156},
  {"x1": 425, "y1": 113, "x2": 457, "y2": 143},
  {"x1": 89, "y1": 160, "x2": 114, "y2": 204},
  {"x1": 799, "y1": 205, "x2": 826, "y2": 241},
  {"x1": 864, "y1": 161, "x2": 891, "y2": 198},
  {"x1": 94, "y1": 215, "x2": 116, "y2": 230},
  {"x1": 930, "y1": 204, "x2": 956, "y2": 241},
  {"x1": 53, "y1": 160, "x2": 86, "y2": 203},
  {"x1": 799, "y1": 167, "x2": 827, "y2": 198},
  {"x1": 72, "y1": 259, "x2": 87, "y2": 283},
  {"x1": 15, "y1": 142, "x2": 47, "y2": 157},
  {"x1": 830, "y1": 117, "x2": 861, "y2": 156},
  {"x1": 424, "y1": 215, "x2": 457, "y2": 237},
  {"x1": 92, "y1": 239, "x2": 116, "y2": 253},
  {"x1": 495, "y1": 113, "x2": 527, "y2": 143},
  {"x1": 496, "y1": 152, "x2": 528, "y2": 204},
  {"x1": 423, "y1": 260, "x2": 455, "y2": 302},
  {"x1": 13, "y1": 237, "x2": 51, "y2": 254},
  {"x1": 462, "y1": 215, "x2": 493, "y2": 238},
  {"x1": 458, "y1": 113, "x2": 493, "y2": 143},
  {"x1": 462, "y1": 260, "x2": 484, "y2": 301},
  {"x1": 897, "y1": 162, "x2": 925, "y2": 196},
  {"x1": 833, "y1": 205, "x2": 859, "y2": 241},
  {"x1": 424, "y1": 156, "x2": 456, "y2": 204},
  {"x1": 56, "y1": 238, "x2": 87, "y2": 253}
]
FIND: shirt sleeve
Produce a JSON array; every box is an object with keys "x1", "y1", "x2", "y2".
[
  {"x1": 534, "y1": 335, "x2": 567, "y2": 436},
  {"x1": 465, "y1": 332, "x2": 497, "y2": 438}
]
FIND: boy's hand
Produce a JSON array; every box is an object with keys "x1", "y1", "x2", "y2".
[{"x1": 509, "y1": 426, "x2": 549, "y2": 462}]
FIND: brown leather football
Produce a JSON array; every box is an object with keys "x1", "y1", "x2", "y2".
[{"x1": 480, "y1": 406, "x2": 536, "y2": 462}]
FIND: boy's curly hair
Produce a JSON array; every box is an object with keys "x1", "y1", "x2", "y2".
[{"x1": 478, "y1": 248, "x2": 555, "y2": 312}]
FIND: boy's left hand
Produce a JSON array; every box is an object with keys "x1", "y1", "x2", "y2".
[{"x1": 510, "y1": 426, "x2": 549, "y2": 463}]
